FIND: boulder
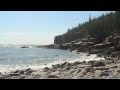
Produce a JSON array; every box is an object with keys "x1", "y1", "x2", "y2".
[
  {"x1": 61, "y1": 62, "x2": 71, "y2": 68},
  {"x1": 87, "y1": 61, "x2": 105, "y2": 67},
  {"x1": 73, "y1": 69, "x2": 82, "y2": 75},
  {"x1": 94, "y1": 42, "x2": 112, "y2": 49},
  {"x1": 95, "y1": 70, "x2": 109, "y2": 78},
  {"x1": 80, "y1": 66, "x2": 94, "y2": 75},
  {"x1": 24, "y1": 68, "x2": 33, "y2": 75},
  {"x1": 89, "y1": 49, "x2": 102, "y2": 54},
  {"x1": 61, "y1": 43, "x2": 71, "y2": 50},
  {"x1": 89, "y1": 38, "x2": 96, "y2": 42},
  {"x1": 9, "y1": 73, "x2": 20, "y2": 76},
  {"x1": 47, "y1": 75, "x2": 59, "y2": 78},
  {"x1": 13, "y1": 70, "x2": 21, "y2": 73},
  {"x1": 73, "y1": 61, "x2": 82, "y2": 66},
  {"x1": 82, "y1": 38, "x2": 88, "y2": 42},
  {"x1": 13, "y1": 70, "x2": 25, "y2": 74},
  {"x1": 19, "y1": 75, "x2": 27, "y2": 79},
  {"x1": 106, "y1": 36, "x2": 114, "y2": 43},
  {"x1": 62, "y1": 66, "x2": 71, "y2": 71},
  {"x1": 115, "y1": 69, "x2": 120, "y2": 73},
  {"x1": 115, "y1": 46, "x2": 120, "y2": 51},
  {"x1": 94, "y1": 43, "x2": 105, "y2": 49},
  {"x1": 68, "y1": 69, "x2": 77, "y2": 74},
  {"x1": 52, "y1": 64, "x2": 60, "y2": 69},
  {"x1": 19, "y1": 71, "x2": 25, "y2": 74},
  {"x1": 112, "y1": 72, "x2": 120, "y2": 78},
  {"x1": 109, "y1": 65, "x2": 118, "y2": 68},
  {"x1": 104, "y1": 42, "x2": 112, "y2": 48},
  {"x1": 114, "y1": 36, "x2": 120, "y2": 45},
  {"x1": 87, "y1": 61, "x2": 94, "y2": 65},
  {"x1": 31, "y1": 71, "x2": 47, "y2": 78},
  {"x1": 94, "y1": 67, "x2": 109, "y2": 71},
  {"x1": 97, "y1": 53, "x2": 102, "y2": 57},
  {"x1": 43, "y1": 67, "x2": 50, "y2": 72},
  {"x1": 78, "y1": 65, "x2": 92, "y2": 68},
  {"x1": 108, "y1": 47, "x2": 115, "y2": 51},
  {"x1": 92, "y1": 61, "x2": 105, "y2": 67}
]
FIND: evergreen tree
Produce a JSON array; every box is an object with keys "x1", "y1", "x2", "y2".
[{"x1": 54, "y1": 11, "x2": 120, "y2": 44}]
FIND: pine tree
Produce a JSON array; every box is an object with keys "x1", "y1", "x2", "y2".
[{"x1": 54, "y1": 11, "x2": 120, "y2": 44}]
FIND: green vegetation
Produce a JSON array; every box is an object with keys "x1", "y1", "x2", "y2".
[{"x1": 54, "y1": 11, "x2": 120, "y2": 44}]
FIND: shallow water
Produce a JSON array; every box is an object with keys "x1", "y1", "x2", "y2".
[{"x1": 0, "y1": 47, "x2": 104, "y2": 73}]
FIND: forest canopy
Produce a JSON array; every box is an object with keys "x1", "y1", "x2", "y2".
[{"x1": 54, "y1": 11, "x2": 120, "y2": 44}]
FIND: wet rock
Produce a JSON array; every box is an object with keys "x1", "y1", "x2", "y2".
[
  {"x1": 24, "y1": 68, "x2": 33, "y2": 75},
  {"x1": 52, "y1": 64, "x2": 60, "y2": 69},
  {"x1": 81, "y1": 61, "x2": 86, "y2": 65},
  {"x1": 73, "y1": 61, "x2": 82, "y2": 65},
  {"x1": 43, "y1": 67, "x2": 50, "y2": 72},
  {"x1": 61, "y1": 62, "x2": 71, "y2": 68}
]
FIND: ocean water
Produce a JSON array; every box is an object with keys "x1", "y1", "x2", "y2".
[{"x1": 0, "y1": 47, "x2": 104, "y2": 73}]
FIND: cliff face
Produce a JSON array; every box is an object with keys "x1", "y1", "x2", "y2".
[
  {"x1": 54, "y1": 29, "x2": 89, "y2": 45},
  {"x1": 54, "y1": 11, "x2": 120, "y2": 45}
]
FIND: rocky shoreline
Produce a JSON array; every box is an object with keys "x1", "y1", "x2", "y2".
[
  {"x1": 1, "y1": 32, "x2": 120, "y2": 79},
  {"x1": 1, "y1": 57, "x2": 120, "y2": 79}
]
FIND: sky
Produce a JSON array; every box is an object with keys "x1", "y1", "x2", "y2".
[{"x1": 0, "y1": 11, "x2": 114, "y2": 45}]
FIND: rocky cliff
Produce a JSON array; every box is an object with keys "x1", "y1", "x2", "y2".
[{"x1": 54, "y1": 11, "x2": 120, "y2": 45}]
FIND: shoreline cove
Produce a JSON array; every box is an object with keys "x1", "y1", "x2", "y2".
[
  {"x1": 0, "y1": 56, "x2": 120, "y2": 79},
  {"x1": 0, "y1": 50, "x2": 104, "y2": 74},
  {"x1": 0, "y1": 49, "x2": 110, "y2": 79}
]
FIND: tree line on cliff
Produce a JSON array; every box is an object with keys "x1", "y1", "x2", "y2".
[{"x1": 54, "y1": 11, "x2": 120, "y2": 45}]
